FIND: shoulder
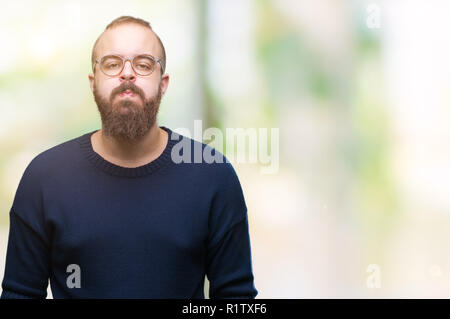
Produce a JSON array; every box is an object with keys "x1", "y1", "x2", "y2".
[
  {"x1": 17, "y1": 132, "x2": 91, "y2": 184},
  {"x1": 11, "y1": 132, "x2": 91, "y2": 213},
  {"x1": 167, "y1": 127, "x2": 241, "y2": 188}
]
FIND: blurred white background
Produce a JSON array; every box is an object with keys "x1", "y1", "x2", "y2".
[{"x1": 2, "y1": 0, "x2": 450, "y2": 298}]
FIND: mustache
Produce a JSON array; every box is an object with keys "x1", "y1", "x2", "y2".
[{"x1": 110, "y1": 82, "x2": 145, "y2": 102}]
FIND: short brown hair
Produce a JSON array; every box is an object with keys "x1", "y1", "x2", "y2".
[{"x1": 91, "y1": 16, "x2": 166, "y2": 74}]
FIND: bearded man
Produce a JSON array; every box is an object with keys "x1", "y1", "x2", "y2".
[{"x1": 1, "y1": 16, "x2": 257, "y2": 299}]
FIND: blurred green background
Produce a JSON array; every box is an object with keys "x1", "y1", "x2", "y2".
[{"x1": 2, "y1": 0, "x2": 450, "y2": 298}]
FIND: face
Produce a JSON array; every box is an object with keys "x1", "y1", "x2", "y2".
[{"x1": 88, "y1": 24, "x2": 169, "y2": 141}]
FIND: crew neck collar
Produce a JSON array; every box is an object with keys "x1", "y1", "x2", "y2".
[{"x1": 79, "y1": 126, "x2": 177, "y2": 178}]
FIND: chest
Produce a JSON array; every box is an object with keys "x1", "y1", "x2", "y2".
[{"x1": 44, "y1": 179, "x2": 211, "y2": 264}]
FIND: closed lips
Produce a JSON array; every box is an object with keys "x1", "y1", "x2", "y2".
[{"x1": 119, "y1": 90, "x2": 136, "y2": 96}]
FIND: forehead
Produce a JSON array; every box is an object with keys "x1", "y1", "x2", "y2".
[{"x1": 96, "y1": 24, "x2": 160, "y2": 58}]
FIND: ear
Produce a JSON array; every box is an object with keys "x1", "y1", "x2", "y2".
[
  {"x1": 88, "y1": 73, "x2": 95, "y2": 92},
  {"x1": 160, "y1": 73, "x2": 169, "y2": 96}
]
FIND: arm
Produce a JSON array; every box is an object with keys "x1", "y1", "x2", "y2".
[
  {"x1": 206, "y1": 217, "x2": 258, "y2": 299},
  {"x1": 1, "y1": 158, "x2": 51, "y2": 299},
  {"x1": 206, "y1": 163, "x2": 258, "y2": 299},
  {"x1": 1, "y1": 209, "x2": 50, "y2": 299}
]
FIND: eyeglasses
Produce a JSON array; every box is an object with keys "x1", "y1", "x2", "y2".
[{"x1": 93, "y1": 54, "x2": 164, "y2": 76}]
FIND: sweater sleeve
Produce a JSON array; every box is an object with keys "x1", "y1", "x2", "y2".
[
  {"x1": 206, "y1": 163, "x2": 258, "y2": 299},
  {"x1": 1, "y1": 158, "x2": 51, "y2": 299}
]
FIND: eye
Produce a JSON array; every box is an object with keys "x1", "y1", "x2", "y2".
[{"x1": 137, "y1": 64, "x2": 151, "y2": 69}]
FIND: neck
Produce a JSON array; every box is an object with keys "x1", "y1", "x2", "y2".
[{"x1": 91, "y1": 123, "x2": 168, "y2": 168}]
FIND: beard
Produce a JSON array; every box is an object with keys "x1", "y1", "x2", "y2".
[{"x1": 93, "y1": 81, "x2": 162, "y2": 141}]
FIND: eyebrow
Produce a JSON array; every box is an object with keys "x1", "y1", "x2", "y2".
[{"x1": 104, "y1": 53, "x2": 156, "y2": 58}]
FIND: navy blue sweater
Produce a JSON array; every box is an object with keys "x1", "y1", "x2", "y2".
[{"x1": 1, "y1": 126, "x2": 257, "y2": 299}]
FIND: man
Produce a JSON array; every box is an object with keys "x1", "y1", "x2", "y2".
[{"x1": 1, "y1": 16, "x2": 257, "y2": 299}]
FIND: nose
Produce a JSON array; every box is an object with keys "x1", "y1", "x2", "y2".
[{"x1": 119, "y1": 60, "x2": 136, "y2": 82}]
